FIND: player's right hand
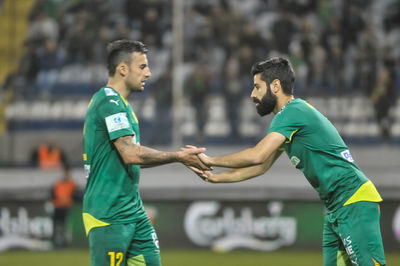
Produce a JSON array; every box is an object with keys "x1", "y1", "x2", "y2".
[{"x1": 177, "y1": 146, "x2": 211, "y2": 171}]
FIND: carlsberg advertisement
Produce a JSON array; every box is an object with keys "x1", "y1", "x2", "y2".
[{"x1": 1, "y1": 200, "x2": 400, "y2": 251}]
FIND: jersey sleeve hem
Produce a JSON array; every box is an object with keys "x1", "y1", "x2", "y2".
[{"x1": 109, "y1": 129, "x2": 135, "y2": 141}]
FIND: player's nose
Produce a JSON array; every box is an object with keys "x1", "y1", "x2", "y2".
[
  {"x1": 250, "y1": 88, "x2": 256, "y2": 98},
  {"x1": 145, "y1": 68, "x2": 151, "y2": 78}
]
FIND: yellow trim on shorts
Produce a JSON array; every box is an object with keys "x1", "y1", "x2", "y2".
[
  {"x1": 128, "y1": 254, "x2": 146, "y2": 266},
  {"x1": 82, "y1": 212, "x2": 110, "y2": 236},
  {"x1": 336, "y1": 250, "x2": 351, "y2": 266},
  {"x1": 343, "y1": 180, "x2": 383, "y2": 206}
]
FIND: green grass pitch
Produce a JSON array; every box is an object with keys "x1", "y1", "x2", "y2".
[{"x1": 1, "y1": 249, "x2": 399, "y2": 266}]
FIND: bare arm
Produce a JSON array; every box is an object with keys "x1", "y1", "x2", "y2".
[
  {"x1": 200, "y1": 132, "x2": 286, "y2": 168},
  {"x1": 202, "y1": 149, "x2": 283, "y2": 183},
  {"x1": 114, "y1": 135, "x2": 210, "y2": 169}
]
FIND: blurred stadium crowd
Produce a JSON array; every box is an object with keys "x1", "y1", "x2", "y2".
[{"x1": 1, "y1": 0, "x2": 400, "y2": 165}]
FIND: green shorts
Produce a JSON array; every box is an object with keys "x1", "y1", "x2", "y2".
[
  {"x1": 322, "y1": 201, "x2": 385, "y2": 266},
  {"x1": 88, "y1": 216, "x2": 161, "y2": 266}
]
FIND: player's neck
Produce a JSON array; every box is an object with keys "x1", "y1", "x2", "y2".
[
  {"x1": 274, "y1": 95, "x2": 294, "y2": 114},
  {"x1": 106, "y1": 78, "x2": 129, "y2": 99}
]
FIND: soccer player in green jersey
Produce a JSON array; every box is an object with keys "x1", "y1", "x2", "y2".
[
  {"x1": 191, "y1": 57, "x2": 386, "y2": 266},
  {"x1": 82, "y1": 40, "x2": 209, "y2": 266}
]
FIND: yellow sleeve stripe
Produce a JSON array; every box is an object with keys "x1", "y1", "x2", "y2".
[
  {"x1": 82, "y1": 213, "x2": 110, "y2": 236},
  {"x1": 305, "y1": 102, "x2": 314, "y2": 109},
  {"x1": 343, "y1": 180, "x2": 383, "y2": 206},
  {"x1": 83, "y1": 154, "x2": 87, "y2": 161},
  {"x1": 120, "y1": 95, "x2": 129, "y2": 106},
  {"x1": 285, "y1": 129, "x2": 298, "y2": 144},
  {"x1": 132, "y1": 112, "x2": 138, "y2": 123}
]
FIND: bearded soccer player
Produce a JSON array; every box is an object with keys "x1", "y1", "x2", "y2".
[
  {"x1": 191, "y1": 57, "x2": 386, "y2": 266},
  {"x1": 82, "y1": 40, "x2": 209, "y2": 266}
]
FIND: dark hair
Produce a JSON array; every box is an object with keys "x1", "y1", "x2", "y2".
[
  {"x1": 106, "y1": 40, "x2": 148, "y2": 76},
  {"x1": 250, "y1": 57, "x2": 295, "y2": 95}
]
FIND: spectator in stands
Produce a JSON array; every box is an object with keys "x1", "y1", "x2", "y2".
[
  {"x1": 14, "y1": 40, "x2": 40, "y2": 99},
  {"x1": 223, "y1": 54, "x2": 243, "y2": 142},
  {"x1": 341, "y1": 3, "x2": 365, "y2": 51},
  {"x1": 64, "y1": 9, "x2": 96, "y2": 64},
  {"x1": 288, "y1": 40, "x2": 308, "y2": 95},
  {"x1": 150, "y1": 68, "x2": 173, "y2": 145},
  {"x1": 272, "y1": 11, "x2": 296, "y2": 54},
  {"x1": 30, "y1": 141, "x2": 69, "y2": 170},
  {"x1": 27, "y1": 8, "x2": 58, "y2": 43},
  {"x1": 355, "y1": 22, "x2": 378, "y2": 95},
  {"x1": 51, "y1": 167, "x2": 76, "y2": 248},
  {"x1": 36, "y1": 38, "x2": 64, "y2": 98},
  {"x1": 185, "y1": 65, "x2": 211, "y2": 143},
  {"x1": 141, "y1": 7, "x2": 163, "y2": 48},
  {"x1": 371, "y1": 50, "x2": 398, "y2": 142}
]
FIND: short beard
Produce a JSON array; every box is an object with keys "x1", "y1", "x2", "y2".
[{"x1": 256, "y1": 86, "x2": 277, "y2": 116}]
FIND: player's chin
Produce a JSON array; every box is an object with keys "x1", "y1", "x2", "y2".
[{"x1": 133, "y1": 86, "x2": 144, "y2": 92}]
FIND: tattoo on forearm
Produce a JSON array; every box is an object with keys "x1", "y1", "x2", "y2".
[
  {"x1": 138, "y1": 146, "x2": 177, "y2": 165},
  {"x1": 116, "y1": 136, "x2": 177, "y2": 165}
]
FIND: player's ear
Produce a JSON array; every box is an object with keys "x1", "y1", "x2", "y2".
[
  {"x1": 271, "y1": 79, "x2": 281, "y2": 93},
  {"x1": 117, "y1": 63, "x2": 128, "y2": 77}
]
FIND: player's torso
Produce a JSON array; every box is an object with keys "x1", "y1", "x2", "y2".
[
  {"x1": 82, "y1": 87, "x2": 144, "y2": 223},
  {"x1": 280, "y1": 99, "x2": 368, "y2": 209}
]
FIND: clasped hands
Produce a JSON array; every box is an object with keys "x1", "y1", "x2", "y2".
[{"x1": 177, "y1": 145, "x2": 213, "y2": 182}]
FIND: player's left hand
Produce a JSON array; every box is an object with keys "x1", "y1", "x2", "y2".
[{"x1": 187, "y1": 166, "x2": 214, "y2": 182}]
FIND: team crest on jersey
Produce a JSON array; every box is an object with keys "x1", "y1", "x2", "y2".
[
  {"x1": 104, "y1": 87, "x2": 118, "y2": 96},
  {"x1": 341, "y1": 150, "x2": 354, "y2": 162},
  {"x1": 105, "y1": 112, "x2": 130, "y2": 132},
  {"x1": 290, "y1": 156, "x2": 300, "y2": 167}
]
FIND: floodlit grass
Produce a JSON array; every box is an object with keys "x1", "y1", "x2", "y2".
[{"x1": 0, "y1": 249, "x2": 399, "y2": 266}]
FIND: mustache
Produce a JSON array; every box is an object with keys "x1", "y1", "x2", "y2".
[{"x1": 252, "y1": 98, "x2": 261, "y2": 104}]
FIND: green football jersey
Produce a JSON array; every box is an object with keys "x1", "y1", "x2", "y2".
[
  {"x1": 268, "y1": 98, "x2": 369, "y2": 211},
  {"x1": 83, "y1": 86, "x2": 146, "y2": 227}
]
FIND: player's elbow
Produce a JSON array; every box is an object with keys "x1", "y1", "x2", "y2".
[
  {"x1": 250, "y1": 152, "x2": 265, "y2": 165},
  {"x1": 120, "y1": 151, "x2": 143, "y2": 165},
  {"x1": 251, "y1": 156, "x2": 264, "y2": 165}
]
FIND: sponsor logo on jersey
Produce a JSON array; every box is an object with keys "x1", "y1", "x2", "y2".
[
  {"x1": 109, "y1": 99, "x2": 120, "y2": 105},
  {"x1": 290, "y1": 156, "x2": 301, "y2": 167},
  {"x1": 184, "y1": 201, "x2": 297, "y2": 251},
  {"x1": 341, "y1": 150, "x2": 354, "y2": 162},
  {"x1": 105, "y1": 112, "x2": 130, "y2": 132},
  {"x1": 104, "y1": 88, "x2": 118, "y2": 96}
]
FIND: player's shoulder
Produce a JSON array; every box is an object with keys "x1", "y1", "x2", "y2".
[
  {"x1": 273, "y1": 99, "x2": 311, "y2": 124},
  {"x1": 91, "y1": 87, "x2": 121, "y2": 106},
  {"x1": 276, "y1": 98, "x2": 301, "y2": 115},
  {"x1": 96, "y1": 87, "x2": 120, "y2": 100},
  {"x1": 286, "y1": 98, "x2": 314, "y2": 113}
]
